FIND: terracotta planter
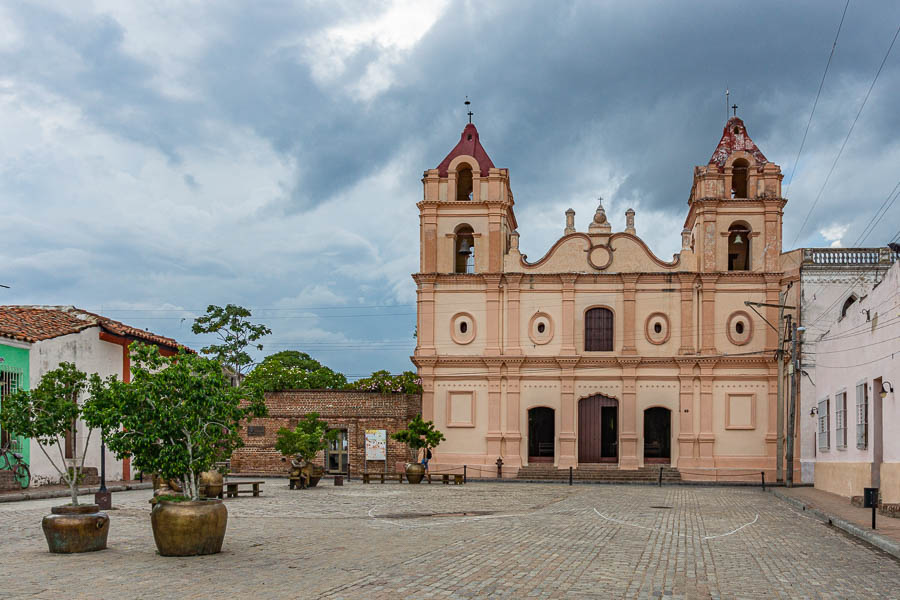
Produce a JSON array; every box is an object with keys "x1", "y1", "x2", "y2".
[
  {"x1": 42, "y1": 503, "x2": 109, "y2": 553},
  {"x1": 150, "y1": 499, "x2": 227, "y2": 556},
  {"x1": 406, "y1": 463, "x2": 425, "y2": 484},
  {"x1": 307, "y1": 464, "x2": 324, "y2": 488},
  {"x1": 200, "y1": 471, "x2": 224, "y2": 498}
]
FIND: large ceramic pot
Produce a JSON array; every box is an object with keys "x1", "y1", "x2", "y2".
[
  {"x1": 200, "y1": 471, "x2": 224, "y2": 499},
  {"x1": 42, "y1": 504, "x2": 109, "y2": 553},
  {"x1": 150, "y1": 499, "x2": 227, "y2": 556},
  {"x1": 406, "y1": 462, "x2": 425, "y2": 484}
]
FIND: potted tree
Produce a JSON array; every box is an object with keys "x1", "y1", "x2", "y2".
[
  {"x1": 391, "y1": 415, "x2": 445, "y2": 484},
  {"x1": 275, "y1": 412, "x2": 337, "y2": 489},
  {"x1": 0, "y1": 363, "x2": 109, "y2": 553},
  {"x1": 87, "y1": 343, "x2": 266, "y2": 556}
]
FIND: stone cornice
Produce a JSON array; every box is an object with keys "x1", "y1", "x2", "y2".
[{"x1": 411, "y1": 353, "x2": 774, "y2": 371}]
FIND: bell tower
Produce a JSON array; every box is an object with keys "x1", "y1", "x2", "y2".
[
  {"x1": 685, "y1": 116, "x2": 786, "y2": 273},
  {"x1": 417, "y1": 122, "x2": 517, "y2": 276}
]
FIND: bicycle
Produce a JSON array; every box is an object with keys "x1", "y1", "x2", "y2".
[{"x1": 0, "y1": 439, "x2": 31, "y2": 489}]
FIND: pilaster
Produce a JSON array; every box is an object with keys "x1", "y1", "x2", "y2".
[
  {"x1": 699, "y1": 274, "x2": 718, "y2": 354},
  {"x1": 621, "y1": 274, "x2": 639, "y2": 355},
  {"x1": 697, "y1": 360, "x2": 716, "y2": 466},
  {"x1": 502, "y1": 358, "x2": 524, "y2": 468},
  {"x1": 678, "y1": 273, "x2": 696, "y2": 355},
  {"x1": 618, "y1": 357, "x2": 641, "y2": 469},
  {"x1": 484, "y1": 274, "x2": 502, "y2": 356},
  {"x1": 414, "y1": 275, "x2": 436, "y2": 356},
  {"x1": 560, "y1": 274, "x2": 578, "y2": 355},
  {"x1": 676, "y1": 359, "x2": 697, "y2": 463},
  {"x1": 556, "y1": 357, "x2": 579, "y2": 468},
  {"x1": 505, "y1": 274, "x2": 524, "y2": 356},
  {"x1": 485, "y1": 360, "x2": 503, "y2": 460}
]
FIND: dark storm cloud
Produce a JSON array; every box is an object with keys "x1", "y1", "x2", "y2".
[{"x1": 2, "y1": 1, "x2": 899, "y2": 375}]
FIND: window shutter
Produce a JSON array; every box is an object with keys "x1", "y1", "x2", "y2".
[
  {"x1": 856, "y1": 383, "x2": 868, "y2": 450},
  {"x1": 585, "y1": 308, "x2": 613, "y2": 351}
]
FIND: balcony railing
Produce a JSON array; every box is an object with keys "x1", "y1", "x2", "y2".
[{"x1": 802, "y1": 247, "x2": 899, "y2": 265}]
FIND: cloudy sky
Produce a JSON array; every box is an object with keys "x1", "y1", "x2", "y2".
[{"x1": 2, "y1": 1, "x2": 899, "y2": 378}]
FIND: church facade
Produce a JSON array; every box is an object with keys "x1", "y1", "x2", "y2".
[{"x1": 412, "y1": 117, "x2": 787, "y2": 480}]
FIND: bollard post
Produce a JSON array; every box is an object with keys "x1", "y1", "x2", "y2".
[
  {"x1": 496, "y1": 457, "x2": 503, "y2": 479},
  {"x1": 569, "y1": 466, "x2": 573, "y2": 486},
  {"x1": 464, "y1": 465, "x2": 467, "y2": 484},
  {"x1": 873, "y1": 501, "x2": 877, "y2": 530},
  {"x1": 761, "y1": 471, "x2": 766, "y2": 492},
  {"x1": 658, "y1": 467, "x2": 663, "y2": 487}
]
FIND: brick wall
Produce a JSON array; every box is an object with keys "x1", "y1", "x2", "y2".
[{"x1": 230, "y1": 390, "x2": 421, "y2": 477}]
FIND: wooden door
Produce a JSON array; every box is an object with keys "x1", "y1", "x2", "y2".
[{"x1": 579, "y1": 395, "x2": 617, "y2": 463}]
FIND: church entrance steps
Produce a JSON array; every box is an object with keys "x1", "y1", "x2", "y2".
[{"x1": 516, "y1": 464, "x2": 682, "y2": 483}]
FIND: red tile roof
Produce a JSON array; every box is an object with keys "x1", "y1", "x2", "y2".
[
  {"x1": 709, "y1": 117, "x2": 768, "y2": 169},
  {"x1": 437, "y1": 123, "x2": 496, "y2": 177},
  {"x1": 0, "y1": 306, "x2": 186, "y2": 350}
]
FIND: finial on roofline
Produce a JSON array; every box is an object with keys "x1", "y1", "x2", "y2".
[{"x1": 464, "y1": 96, "x2": 473, "y2": 124}]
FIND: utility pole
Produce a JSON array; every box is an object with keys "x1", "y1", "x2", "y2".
[
  {"x1": 745, "y1": 285, "x2": 793, "y2": 483},
  {"x1": 786, "y1": 320, "x2": 802, "y2": 488}
]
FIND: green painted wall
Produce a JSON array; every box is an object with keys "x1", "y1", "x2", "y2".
[{"x1": 0, "y1": 343, "x2": 30, "y2": 467}]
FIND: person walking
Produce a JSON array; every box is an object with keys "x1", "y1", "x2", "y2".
[{"x1": 421, "y1": 447, "x2": 432, "y2": 471}]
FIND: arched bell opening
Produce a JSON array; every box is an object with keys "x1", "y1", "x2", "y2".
[
  {"x1": 454, "y1": 224, "x2": 475, "y2": 273},
  {"x1": 727, "y1": 222, "x2": 751, "y2": 271},
  {"x1": 456, "y1": 164, "x2": 473, "y2": 202}
]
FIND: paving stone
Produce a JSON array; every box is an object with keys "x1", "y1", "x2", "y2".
[{"x1": 0, "y1": 480, "x2": 898, "y2": 598}]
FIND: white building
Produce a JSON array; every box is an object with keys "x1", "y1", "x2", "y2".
[
  {"x1": 809, "y1": 259, "x2": 899, "y2": 509},
  {"x1": 0, "y1": 306, "x2": 184, "y2": 487},
  {"x1": 783, "y1": 246, "x2": 899, "y2": 484}
]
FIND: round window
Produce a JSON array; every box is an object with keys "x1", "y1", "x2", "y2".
[
  {"x1": 645, "y1": 312, "x2": 670, "y2": 345},
  {"x1": 528, "y1": 312, "x2": 554, "y2": 345},
  {"x1": 450, "y1": 313, "x2": 475, "y2": 344},
  {"x1": 727, "y1": 311, "x2": 753, "y2": 346}
]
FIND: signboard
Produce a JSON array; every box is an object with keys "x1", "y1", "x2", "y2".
[{"x1": 365, "y1": 429, "x2": 387, "y2": 461}]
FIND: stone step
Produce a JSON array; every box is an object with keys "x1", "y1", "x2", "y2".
[{"x1": 516, "y1": 465, "x2": 681, "y2": 482}]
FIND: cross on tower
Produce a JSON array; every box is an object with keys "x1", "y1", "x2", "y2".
[
  {"x1": 732, "y1": 104, "x2": 738, "y2": 117},
  {"x1": 465, "y1": 96, "x2": 473, "y2": 124}
]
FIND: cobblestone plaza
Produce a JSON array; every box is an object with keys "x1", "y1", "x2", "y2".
[{"x1": 2, "y1": 481, "x2": 899, "y2": 598}]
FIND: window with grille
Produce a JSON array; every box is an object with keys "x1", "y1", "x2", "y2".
[
  {"x1": 818, "y1": 398, "x2": 830, "y2": 451},
  {"x1": 835, "y1": 392, "x2": 847, "y2": 449},
  {"x1": 585, "y1": 308, "x2": 614, "y2": 351},
  {"x1": 856, "y1": 382, "x2": 868, "y2": 450},
  {"x1": 0, "y1": 367, "x2": 24, "y2": 448}
]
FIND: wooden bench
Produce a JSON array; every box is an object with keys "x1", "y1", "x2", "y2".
[
  {"x1": 362, "y1": 472, "x2": 405, "y2": 484},
  {"x1": 223, "y1": 480, "x2": 264, "y2": 498},
  {"x1": 426, "y1": 473, "x2": 465, "y2": 485}
]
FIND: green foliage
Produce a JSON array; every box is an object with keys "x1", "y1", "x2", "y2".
[
  {"x1": 391, "y1": 415, "x2": 445, "y2": 461},
  {"x1": 244, "y1": 351, "x2": 347, "y2": 392},
  {"x1": 347, "y1": 370, "x2": 422, "y2": 394},
  {"x1": 191, "y1": 304, "x2": 272, "y2": 376},
  {"x1": 274, "y1": 412, "x2": 338, "y2": 463},
  {"x1": 0, "y1": 362, "x2": 91, "y2": 504},
  {"x1": 85, "y1": 343, "x2": 267, "y2": 501}
]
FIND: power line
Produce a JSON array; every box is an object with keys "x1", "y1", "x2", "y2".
[
  {"x1": 784, "y1": 0, "x2": 850, "y2": 199},
  {"x1": 791, "y1": 21, "x2": 900, "y2": 247}
]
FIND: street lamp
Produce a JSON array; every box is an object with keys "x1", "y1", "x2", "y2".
[
  {"x1": 94, "y1": 431, "x2": 111, "y2": 509},
  {"x1": 881, "y1": 381, "x2": 894, "y2": 400}
]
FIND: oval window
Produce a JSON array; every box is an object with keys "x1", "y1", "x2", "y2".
[
  {"x1": 735, "y1": 322, "x2": 744, "y2": 335},
  {"x1": 460, "y1": 322, "x2": 468, "y2": 334},
  {"x1": 654, "y1": 323, "x2": 662, "y2": 334},
  {"x1": 537, "y1": 322, "x2": 546, "y2": 334}
]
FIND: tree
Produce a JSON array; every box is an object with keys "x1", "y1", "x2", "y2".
[
  {"x1": 274, "y1": 412, "x2": 338, "y2": 464},
  {"x1": 243, "y1": 351, "x2": 347, "y2": 392},
  {"x1": 85, "y1": 343, "x2": 267, "y2": 501},
  {"x1": 191, "y1": 304, "x2": 272, "y2": 377},
  {"x1": 0, "y1": 363, "x2": 92, "y2": 505},
  {"x1": 391, "y1": 415, "x2": 445, "y2": 463},
  {"x1": 347, "y1": 370, "x2": 422, "y2": 394}
]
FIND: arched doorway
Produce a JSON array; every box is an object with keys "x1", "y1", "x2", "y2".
[
  {"x1": 578, "y1": 395, "x2": 618, "y2": 463},
  {"x1": 528, "y1": 407, "x2": 555, "y2": 463},
  {"x1": 643, "y1": 407, "x2": 671, "y2": 464}
]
